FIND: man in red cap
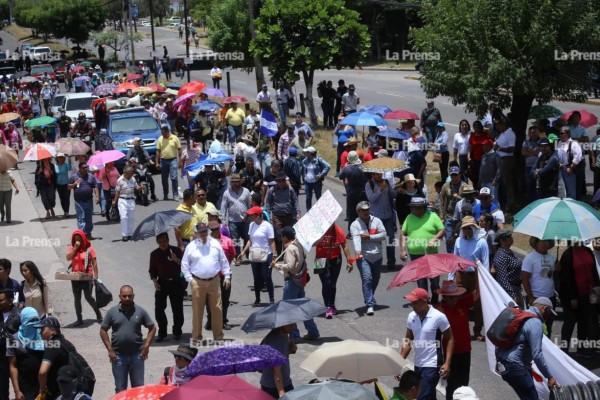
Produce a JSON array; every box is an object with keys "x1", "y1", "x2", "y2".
[{"x1": 401, "y1": 288, "x2": 454, "y2": 400}]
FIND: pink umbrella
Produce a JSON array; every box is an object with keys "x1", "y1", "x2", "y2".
[
  {"x1": 384, "y1": 110, "x2": 420, "y2": 120},
  {"x1": 126, "y1": 73, "x2": 143, "y2": 82},
  {"x1": 561, "y1": 109, "x2": 598, "y2": 128},
  {"x1": 387, "y1": 254, "x2": 476, "y2": 289},
  {"x1": 161, "y1": 375, "x2": 273, "y2": 400},
  {"x1": 87, "y1": 150, "x2": 125, "y2": 167},
  {"x1": 173, "y1": 92, "x2": 196, "y2": 107}
]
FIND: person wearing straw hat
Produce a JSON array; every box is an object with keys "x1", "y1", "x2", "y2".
[
  {"x1": 395, "y1": 173, "x2": 424, "y2": 230},
  {"x1": 435, "y1": 280, "x2": 477, "y2": 400},
  {"x1": 160, "y1": 344, "x2": 198, "y2": 386},
  {"x1": 340, "y1": 136, "x2": 359, "y2": 170},
  {"x1": 340, "y1": 150, "x2": 367, "y2": 230}
]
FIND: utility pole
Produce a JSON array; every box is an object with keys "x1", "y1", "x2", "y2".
[
  {"x1": 149, "y1": 0, "x2": 156, "y2": 52},
  {"x1": 248, "y1": 0, "x2": 264, "y2": 93},
  {"x1": 129, "y1": 3, "x2": 136, "y2": 63},
  {"x1": 183, "y1": 0, "x2": 190, "y2": 82},
  {"x1": 123, "y1": 0, "x2": 130, "y2": 67}
]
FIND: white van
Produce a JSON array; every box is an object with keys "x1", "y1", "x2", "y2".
[
  {"x1": 29, "y1": 46, "x2": 52, "y2": 61},
  {"x1": 63, "y1": 93, "x2": 98, "y2": 126}
]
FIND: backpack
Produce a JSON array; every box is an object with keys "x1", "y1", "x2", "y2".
[
  {"x1": 59, "y1": 337, "x2": 96, "y2": 396},
  {"x1": 487, "y1": 307, "x2": 537, "y2": 349}
]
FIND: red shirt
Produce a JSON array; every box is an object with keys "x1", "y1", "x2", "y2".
[
  {"x1": 67, "y1": 245, "x2": 97, "y2": 275},
  {"x1": 315, "y1": 224, "x2": 346, "y2": 259},
  {"x1": 340, "y1": 150, "x2": 350, "y2": 168},
  {"x1": 435, "y1": 293, "x2": 475, "y2": 354},
  {"x1": 469, "y1": 132, "x2": 491, "y2": 161},
  {"x1": 573, "y1": 247, "x2": 595, "y2": 296}
]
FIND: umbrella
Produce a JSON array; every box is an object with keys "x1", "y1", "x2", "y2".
[
  {"x1": 528, "y1": 105, "x2": 563, "y2": 120},
  {"x1": 165, "y1": 88, "x2": 179, "y2": 96},
  {"x1": 166, "y1": 82, "x2": 182, "y2": 90},
  {"x1": 133, "y1": 86, "x2": 155, "y2": 95},
  {"x1": 161, "y1": 375, "x2": 273, "y2": 400},
  {"x1": 513, "y1": 197, "x2": 600, "y2": 241},
  {"x1": 178, "y1": 80, "x2": 207, "y2": 96},
  {"x1": 20, "y1": 76, "x2": 39, "y2": 83},
  {"x1": 23, "y1": 143, "x2": 57, "y2": 161},
  {"x1": 14, "y1": 71, "x2": 29, "y2": 79},
  {"x1": 147, "y1": 83, "x2": 166, "y2": 93},
  {"x1": 340, "y1": 112, "x2": 388, "y2": 127},
  {"x1": 108, "y1": 384, "x2": 175, "y2": 400},
  {"x1": 300, "y1": 340, "x2": 406, "y2": 382},
  {"x1": 0, "y1": 144, "x2": 18, "y2": 170},
  {"x1": 202, "y1": 88, "x2": 226, "y2": 97},
  {"x1": 87, "y1": 150, "x2": 126, "y2": 167},
  {"x1": 242, "y1": 298, "x2": 327, "y2": 333},
  {"x1": 387, "y1": 254, "x2": 476, "y2": 289},
  {"x1": 562, "y1": 109, "x2": 598, "y2": 128},
  {"x1": 114, "y1": 82, "x2": 139, "y2": 94},
  {"x1": 281, "y1": 380, "x2": 379, "y2": 400},
  {"x1": 93, "y1": 83, "x2": 117, "y2": 96},
  {"x1": 79, "y1": 61, "x2": 93, "y2": 67},
  {"x1": 53, "y1": 138, "x2": 90, "y2": 156},
  {"x1": 126, "y1": 73, "x2": 143, "y2": 81},
  {"x1": 361, "y1": 105, "x2": 392, "y2": 116},
  {"x1": 193, "y1": 100, "x2": 222, "y2": 112},
  {"x1": 24, "y1": 116, "x2": 56, "y2": 129},
  {"x1": 184, "y1": 152, "x2": 234, "y2": 179},
  {"x1": 360, "y1": 157, "x2": 407, "y2": 173},
  {"x1": 131, "y1": 210, "x2": 194, "y2": 241},
  {"x1": 71, "y1": 66, "x2": 86, "y2": 73},
  {"x1": 71, "y1": 46, "x2": 82, "y2": 51},
  {"x1": 223, "y1": 95, "x2": 248, "y2": 104},
  {"x1": 0, "y1": 113, "x2": 20, "y2": 124},
  {"x1": 376, "y1": 129, "x2": 410, "y2": 140},
  {"x1": 173, "y1": 92, "x2": 197, "y2": 107},
  {"x1": 186, "y1": 344, "x2": 288, "y2": 378},
  {"x1": 384, "y1": 110, "x2": 420, "y2": 120}
]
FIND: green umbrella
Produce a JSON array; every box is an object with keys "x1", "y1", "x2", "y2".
[
  {"x1": 513, "y1": 197, "x2": 600, "y2": 241},
  {"x1": 528, "y1": 105, "x2": 563, "y2": 120},
  {"x1": 79, "y1": 60, "x2": 93, "y2": 67},
  {"x1": 24, "y1": 116, "x2": 56, "y2": 129}
]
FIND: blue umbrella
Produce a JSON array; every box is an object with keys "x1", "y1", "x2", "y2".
[
  {"x1": 340, "y1": 112, "x2": 388, "y2": 127},
  {"x1": 184, "y1": 152, "x2": 234, "y2": 179},
  {"x1": 361, "y1": 105, "x2": 392, "y2": 116},
  {"x1": 192, "y1": 100, "x2": 222, "y2": 112},
  {"x1": 167, "y1": 82, "x2": 182, "y2": 89},
  {"x1": 377, "y1": 129, "x2": 409, "y2": 140},
  {"x1": 242, "y1": 298, "x2": 327, "y2": 333},
  {"x1": 131, "y1": 210, "x2": 194, "y2": 241}
]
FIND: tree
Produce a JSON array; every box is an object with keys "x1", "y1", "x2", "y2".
[
  {"x1": 91, "y1": 30, "x2": 143, "y2": 61},
  {"x1": 251, "y1": 0, "x2": 370, "y2": 125},
  {"x1": 410, "y1": 0, "x2": 600, "y2": 201},
  {"x1": 206, "y1": 0, "x2": 253, "y2": 69},
  {"x1": 50, "y1": 0, "x2": 107, "y2": 44}
]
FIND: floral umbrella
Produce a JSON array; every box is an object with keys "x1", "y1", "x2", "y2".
[
  {"x1": 173, "y1": 92, "x2": 196, "y2": 107},
  {"x1": 53, "y1": 138, "x2": 90, "y2": 156},
  {"x1": 360, "y1": 157, "x2": 407, "y2": 173},
  {"x1": 93, "y1": 83, "x2": 117, "y2": 97}
]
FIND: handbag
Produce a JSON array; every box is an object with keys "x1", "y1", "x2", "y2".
[
  {"x1": 95, "y1": 279, "x2": 113, "y2": 308},
  {"x1": 432, "y1": 152, "x2": 442, "y2": 163},
  {"x1": 108, "y1": 203, "x2": 120, "y2": 221},
  {"x1": 249, "y1": 247, "x2": 269, "y2": 263},
  {"x1": 292, "y1": 260, "x2": 310, "y2": 287}
]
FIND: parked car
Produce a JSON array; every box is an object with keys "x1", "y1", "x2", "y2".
[
  {"x1": 28, "y1": 46, "x2": 53, "y2": 62},
  {"x1": 30, "y1": 64, "x2": 56, "y2": 81},
  {"x1": 49, "y1": 60, "x2": 67, "y2": 82},
  {"x1": 51, "y1": 93, "x2": 66, "y2": 117},
  {"x1": 0, "y1": 66, "x2": 15, "y2": 80},
  {"x1": 63, "y1": 93, "x2": 98, "y2": 126}
]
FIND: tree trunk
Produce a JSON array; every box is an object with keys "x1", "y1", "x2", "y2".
[
  {"x1": 302, "y1": 69, "x2": 317, "y2": 126},
  {"x1": 248, "y1": 0, "x2": 265, "y2": 92},
  {"x1": 510, "y1": 93, "x2": 534, "y2": 207}
]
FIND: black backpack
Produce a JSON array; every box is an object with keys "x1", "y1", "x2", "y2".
[{"x1": 59, "y1": 337, "x2": 96, "y2": 396}]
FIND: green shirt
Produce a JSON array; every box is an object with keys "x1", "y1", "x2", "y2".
[
  {"x1": 390, "y1": 388, "x2": 408, "y2": 400},
  {"x1": 402, "y1": 210, "x2": 444, "y2": 256}
]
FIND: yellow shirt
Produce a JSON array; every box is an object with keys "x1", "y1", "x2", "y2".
[
  {"x1": 192, "y1": 201, "x2": 217, "y2": 224},
  {"x1": 157, "y1": 134, "x2": 181, "y2": 160},
  {"x1": 225, "y1": 108, "x2": 246, "y2": 127},
  {"x1": 177, "y1": 203, "x2": 199, "y2": 241}
]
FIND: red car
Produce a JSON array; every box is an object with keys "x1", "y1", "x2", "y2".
[
  {"x1": 30, "y1": 64, "x2": 56, "y2": 81},
  {"x1": 49, "y1": 60, "x2": 68, "y2": 82}
]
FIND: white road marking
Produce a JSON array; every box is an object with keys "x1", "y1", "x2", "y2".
[{"x1": 377, "y1": 91, "x2": 407, "y2": 98}]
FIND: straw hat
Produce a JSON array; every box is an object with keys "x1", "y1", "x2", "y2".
[
  {"x1": 436, "y1": 280, "x2": 467, "y2": 296},
  {"x1": 347, "y1": 151, "x2": 362, "y2": 165},
  {"x1": 398, "y1": 173, "x2": 421, "y2": 187}
]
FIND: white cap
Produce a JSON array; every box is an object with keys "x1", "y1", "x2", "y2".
[
  {"x1": 453, "y1": 386, "x2": 479, "y2": 400},
  {"x1": 479, "y1": 187, "x2": 492, "y2": 197},
  {"x1": 303, "y1": 146, "x2": 316, "y2": 153}
]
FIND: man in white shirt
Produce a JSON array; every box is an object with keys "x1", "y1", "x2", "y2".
[
  {"x1": 181, "y1": 222, "x2": 231, "y2": 343},
  {"x1": 556, "y1": 126, "x2": 583, "y2": 199},
  {"x1": 210, "y1": 63, "x2": 222, "y2": 89},
  {"x1": 493, "y1": 117, "x2": 517, "y2": 212},
  {"x1": 401, "y1": 288, "x2": 453, "y2": 400},
  {"x1": 341, "y1": 84, "x2": 359, "y2": 115},
  {"x1": 275, "y1": 83, "x2": 292, "y2": 126},
  {"x1": 256, "y1": 84, "x2": 272, "y2": 113}
]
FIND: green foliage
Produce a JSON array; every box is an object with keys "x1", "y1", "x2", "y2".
[
  {"x1": 206, "y1": 0, "x2": 253, "y2": 69},
  {"x1": 92, "y1": 31, "x2": 143, "y2": 53}
]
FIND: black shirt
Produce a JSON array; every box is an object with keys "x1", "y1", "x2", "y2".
[
  {"x1": 194, "y1": 170, "x2": 226, "y2": 205},
  {"x1": 149, "y1": 245, "x2": 184, "y2": 281},
  {"x1": 42, "y1": 334, "x2": 70, "y2": 398}
]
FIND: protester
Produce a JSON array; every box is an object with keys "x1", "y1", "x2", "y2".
[
  {"x1": 533, "y1": 138, "x2": 560, "y2": 199},
  {"x1": 192, "y1": 188, "x2": 217, "y2": 224},
  {"x1": 35, "y1": 158, "x2": 57, "y2": 219},
  {"x1": 441, "y1": 167, "x2": 465, "y2": 253},
  {"x1": 433, "y1": 122, "x2": 450, "y2": 182},
  {"x1": 391, "y1": 370, "x2": 421, "y2": 400},
  {"x1": 472, "y1": 188, "x2": 505, "y2": 230},
  {"x1": 156, "y1": 124, "x2": 182, "y2": 201},
  {"x1": 221, "y1": 174, "x2": 251, "y2": 260},
  {"x1": 395, "y1": 173, "x2": 425, "y2": 231},
  {"x1": 265, "y1": 172, "x2": 300, "y2": 233},
  {"x1": 492, "y1": 230, "x2": 523, "y2": 307},
  {"x1": 174, "y1": 189, "x2": 199, "y2": 251},
  {"x1": 20, "y1": 260, "x2": 52, "y2": 318},
  {"x1": 54, "y1": 154, "x2": 71, "y2": 216},
  {"x1": 468, "y1": 121, "x2": 490, "y2": 189},
  {"x1": 0, "y1": 289, "x2": 17, "y2": 399},
  {"x1": 494, "y1": 117, "x2": 517, "y2": 212},
  {"x1": 0, "y1": 166, "x2": 19, "y2": 223},
  {"x1": 420, "y1": 100, "x2": 442, "y2": 143},
  {"x1": 68, "y1": 163, "x2": 99, "y2": 239},
  {"x1": 453, "y1": 120, "x2": 471, "y2": 175},
  {"x1": 112, "y1": 165, "x2": 139, "y2": 242},
  {"x1": 365, "y1": 171, "x2": 397, "y2": 270},
  {"x1": 160, "y1": 344, "x2": 198, "y2": 386},
  {"x1": 260, "y1": 324, "x2": 296, "y2": 398},
  {"x1": 302, "y1": 146, "x2": 331, "y2": 209}
]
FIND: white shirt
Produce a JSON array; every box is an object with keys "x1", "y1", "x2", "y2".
[
  {"x1": 116, "y1": 175, "x2": 136, "y2": 198},
  {"x1": 181, "y1": 237, "x2": 231, "y2": 281},
  {"x1": 249, "y1": 221, "x2": 274, "y2": 252},
  {"x1": 406, "y1": 306, "x2": 451, "y2": 368},
  {"x1": 556, "y1": 138, "x2": 583, "y2": 165},
  {"x1": 342, "y1": 92, "x2": 359, "y2": 112},
  {"x1": 495, "y1": 128, "x2": 516, "y2": 158},
  {"x1": 521, "y1": 250, "x2": 556, "y2": 298},
  {"x1": 210, "y1": 67, "x2": 222, "y2": 78},
  {"x1": 453, "y1": 132, "x2": 470, "y2": 155},
  {"x1": 276, "y1": 89, "x2": 291, "y2": 105},
  {"x1": 257, "y1": 91, "x2": 271, "y2": 103}
]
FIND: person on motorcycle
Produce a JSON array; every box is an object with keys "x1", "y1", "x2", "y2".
[
  {"x1": 57, "y1": 108, "x2": 72, "y2": 139},
  {"x1": 74, "y1": 112, "x2": 94, "y2": 152},
  {"x1": 126, "y1": 137, "x2": 158, "y2": 201}
]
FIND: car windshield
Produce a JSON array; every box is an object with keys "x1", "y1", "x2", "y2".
[
  {"x1": 65, "y1": 98, "x2": 93, "y2": 111},
  {"x1": 52, "y1": 96, "x2": 65, "y2": 107},
  {"x1": 111, "y1": 116, "x2": 159, "y2": 134},
  {"x1": 31, "y1": 66, "x2": 53, "y2": 74},
  {"x1": 35, "y1": 48, "x2": 50, "y2": 54}
]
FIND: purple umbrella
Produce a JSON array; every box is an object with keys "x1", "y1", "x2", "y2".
[
  {"x1": 173, "y1": 92, "x2": 196, "y2": 107},
  {"x1": 185, "y1": 344, "x2": 288, "y2": 378},
  {"x1": 93, "y1": 83, "x2": 117, "y2": 96},
  {"x1": 202, "y1": 88, "x2": 226, "y2": 98}
]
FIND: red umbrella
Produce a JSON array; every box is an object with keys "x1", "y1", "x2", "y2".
[
  {"x1": 561, "y1": 109, "x2": 598, "y2": 128},
  {"x1": 126, "y1": 73, "x2": 143, "y2": 82},
  {"x1": 384, "y1": 110, "x2": 420, "y2": 120},
  {"x1": 114, "y1": 82, "x2": 139, "y2": 94},
  {"x1": 161, "y1": 374, "x2": 273, "y2": 400},
  {"x1": 177, "y1": 80, "x2": 207, "y2": 97},
  {"x1": 223, "y1": 95, "x2": 249, "y2": 104},
  {"x1": 71, "y1": 66, "x2": 86, "y2": 73},
  {"x1": 108, "y1": 384, "x2": 175, "y2": 400},
  {"x1": 147, "y1": 83, "x2": 166, "y2": 93},
  {"x1": 387, "y1": 254, "x2": 476, "y2": 289}
]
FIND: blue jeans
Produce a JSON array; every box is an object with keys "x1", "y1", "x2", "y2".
[
  {"x1": 500, "y1": 362, "x2": 539, "y2": 400},
  {"x1": 524, "y1": 166, "x2": 536, "y2": 203},
  {"x1": 257, "y1": 151, "x2": 272, "y2": 176},
  {"x1": 444, "y1": 218, "x2": 455, "y2": 253},
  {"x1": 414, "y1": 366, "x2": 440, "y2": 400},
  {"x1": 304, "y1": 180, "x2": 323, "y2": 210},
  {"x1": 356, "y1": 257, "x2": 382, "y2": 307},
  {"x1": 112, "y1": 353, "x2": 145, "y2": 393},
  {"x1": 278, "y1": 103, "x2": 289, "y2": 126},
  {"x1": 251, "y1": 254, "x2": 274, "y2": 302},
  {"x1": 166, "y1": 119, "x2": 175, "y2": 133},
  {"x1": 380, "y1": 216, "x2": 397, "y2": 266},
  {"x1": 410, "y1": 254, "x2": 440, "y2": 304},
  {"x1": 75, "y1": 198, "x2": 94, "y2": 235},
  {"x1": 160, "y1": 158, "x2": 178, "y2": 197},
  {"x1": 228, "y1": 125, "x2": 242, "y2": 144},
  {"x1": 283, "y1": 280, "x2": 319, "y2": 340},
  {"x1": 560, "y1": 168, "x2": 576, "y2": 199},
  {"x1": 229, "y1": 221, "x2": 248, "y2": 255}
]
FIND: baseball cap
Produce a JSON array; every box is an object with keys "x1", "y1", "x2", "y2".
[
  {"x1": 449, "y1": 166, "x2": 461, "y2": 175},
  {"x1": 405, "y1": 288, "x2": 429, "y2": 302},
  {"x1": 281, "y1": 226, "x2": 296, "y2": 239},
  {"x1": 453, "y1": 386, "x2": 479, "y2": 400},
  {"x1": 479, "y1": 187, "x2": 492, "y2": 197},
  {"x1": 539, "y1": 138, "x2": 551, "y2": 146},
  {"x1": 288, "y1": 147, "x2": 298, "y2": 155},
  {"x1": 208, "y1": 220, "x2": 220, "y2": 230},
  {"x1": 356, "y1": 200, "x2": 370, "y2": 211},
  {"x1": 246, "y1": 206, "x2": 263, "y2": 216},
  {"x1": 33, "y1": 316, "x2": 61, "y2": 329},
  {"x1": 275, "y1": 172, "x2": 287, "y2": 181},
  {"x1": 303, "y1": 146, "x2": 317, "y2": 154},
  {"x1": 436, "y1": 122, "x2": 445, "y2": 128},
  {"x1": 195, "y1": 222, "x2": 210, "y2": 233},
  {"x1": 533, "y1": 297, "x2": 558, "y2": 315},
  {"x1": 160, "y1": 124, "x2": 170, "y2": 131}
]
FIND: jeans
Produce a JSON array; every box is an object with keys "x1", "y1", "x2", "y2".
[
  {"x1": 380, "y1": 216, "x2": 397, "y2": 266},
  {"x1": 103, "y1": 189, "x2": 114, "y2": 217},
  {"x1": 112, "y1": 353, "x2": 145, "y2": 393},
  {"x1": 160, "y1": 158, "x2": 178, "y2": 198},
  {"x1": 283, "y1": 280, "x2": 320, "y2": 340},
  {"x1": 251, "y1": 254, "x2": 274, "y2": 302},
  {"x1": 155, "y1": 279, "x2": 184, "y2": 337},
  {"x1": 278, "y1": 103, "x2": 289, "y2": 126},
  {"x1": 257, "y1": 151, "x2": 272, "y2": 176},
  {"x1": 524, "y1": 166, "x2": 536, "y2": 204},
  {"x1": 414, "y1": 366, "x2": 440, "y2": 400},
  {"x1": 500, "y1": 362, "x2": 539, "y2": 400},
  {"x1": 444, "y1": 218, "x2": 455, "y2": 254},
  {"x1": 446, "y1": 352, "x2": 471, "y2": 400},
  {"x1": 56, "y1": 184, "x2": 70, "y2": 214},
  {"x1": 318, "y1": 256, "x2": 342, "y2": 307},
  {"x1": 356, "y1": 257, "x2": 382, "y2": 307},
  {"x1": 75, "y1": 198, "x2": 94, "y2": 235},
  {"x1": 304, "y1": 180, "x2": 323, "y2": 210},
  {"x1": 227, "y1": 125, "x2": 242, "y2": 144},
  {"x1": 166, "y1": 119, "x2": 175, "y2": 133},
  {"x1": 229, "y1": 221, "x2": 249, "y2": 255},
  {"x1": 560, "y1": 168, "x2": 577, "y2": 199},
  {"x1": 411, "y1": 254, "x2": 440, "y2": 304},
  {"x1": 71, "y1": 281, "x2": 101, "y2": 321},
  {"x1": 212, "y1": 78, "x2": 220, "y2": 89},
  {"x1": 0, "y1": 190, "x2": 13, "y2": 222}
]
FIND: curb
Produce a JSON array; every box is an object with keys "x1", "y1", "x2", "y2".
[
  {"x1": 404, "y1": 75, "x2": 422, "y2": 81},
  {"x1": 361, "y1": 67, "x2": 418, "y2": 72}
]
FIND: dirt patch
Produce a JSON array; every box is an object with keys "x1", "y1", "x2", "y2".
[{"x1": 4, "y1": 25, "x2": 73, "y2": 54}]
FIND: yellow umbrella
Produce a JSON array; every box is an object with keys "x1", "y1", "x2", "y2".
[
  {"x1": 0, "y1": 113, "x2": 20, "y2": 124},
  {"x1": 133, "y1": 86, "x2": 155, "y2": 95},
  {"x1": 0, "y1": 144, "x2": 19, "y2": 170}
]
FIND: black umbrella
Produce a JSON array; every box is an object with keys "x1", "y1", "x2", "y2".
[
  {"x1": 72, "y1": 46, "x2": 82, "y2": 51},
  {"x1": 131, "y1": 210, "x2": 194, "y2": 241},
  {"x1": 241, "y1": 298, "x2": 327, "y2": 333},
  {"x1": 167, "y1": 82, "x2": 182, "y2": 90}
]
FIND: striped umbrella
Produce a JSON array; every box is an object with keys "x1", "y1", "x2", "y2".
[
  {"x1": 513, "y1": 197, "x2": 600, "y2": 241},
  {"x1": 23, "y1": 143, "x2": 57, "y2": 161}
]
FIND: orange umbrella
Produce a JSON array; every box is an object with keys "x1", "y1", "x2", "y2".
[
  {"x1": 108, "y1": 384, "x2": 175, "y2": 400},
  {"x1": 114, "y1": 82, "x2": 140, "y2": 95},
  {"x1": 177, "y1": 81, "x2": 207, "y2": 97}
]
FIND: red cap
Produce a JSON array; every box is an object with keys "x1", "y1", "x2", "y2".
[
  {"x1": 246, "y1": 206, "x2": 263, "y2": 216},
  {"x1": 405, "y1": 288, "x2": 429, "y2": 302}
]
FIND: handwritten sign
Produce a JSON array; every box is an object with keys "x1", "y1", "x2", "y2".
[{"x1": 294, "y1": 190, "x2": 342, "y2": 252}]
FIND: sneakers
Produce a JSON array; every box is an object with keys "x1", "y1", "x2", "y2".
[
  {"x1": 366, "y1": 307, "x2": 374, "y2": 316},
  {"x1": 331, "y1": 306, "x2": 339, "y2": 315},
  {"x1": 302, "y1": 333, "x2": 320, "y2": 341},
  {"x1": 325, "y1": 307, "x2": 333, "y2": 319},
  {"x1": 173, "y1": 194, "x2": 180, "y2": 202}
]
